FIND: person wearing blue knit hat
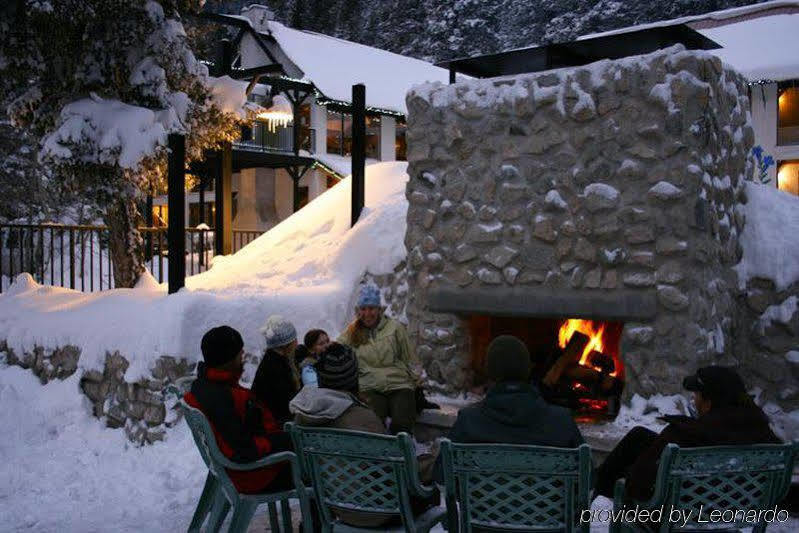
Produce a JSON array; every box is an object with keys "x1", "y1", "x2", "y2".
[{"x1": 337, "y1": 283, "x2": 423, "y2": 434}]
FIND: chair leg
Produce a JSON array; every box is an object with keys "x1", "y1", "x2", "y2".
[
  {"x1": 207, "y1": 493, "x2": 231, "y2": 533},
  {"x1": 188, "y1": 473, "x2": 218, "y2": 532},
  {"x1": 227, "y1": 501, "x2": 257, "y2": 533},
  {"x1": 267, "y1": 502, "x2": 280, "y2": 531},
  {"x1": 280, "y1": 499, "x2": 292, "y2": 532}
]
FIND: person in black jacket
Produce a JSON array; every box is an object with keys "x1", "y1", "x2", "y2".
[
  {"x1": 252, "y1": 315, "x2": 301, "y2": 426},
  {"x1": 431, "y1": 335, "x2": 584, "y2": 482},
  {"x1": 448, "y1": 335, "x2": 584, "y2": 447},
  {"x1": 594, "y1": 366, "x2": 782, "y2": 501}
]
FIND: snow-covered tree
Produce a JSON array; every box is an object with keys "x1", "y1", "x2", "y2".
[{"x1": 2, "y1": 0, "x2": 243, "y2": 288}]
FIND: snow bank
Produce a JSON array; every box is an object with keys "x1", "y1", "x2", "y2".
[
  {"x1": 0, "y1": 162, "x2": 409, "y2": 380},
  {"x1": 0, "y1": 365, "x2": 205, "y2": 532},
  {"x1": 736, "y1": 181, "x2": 799, "y2": 290}
]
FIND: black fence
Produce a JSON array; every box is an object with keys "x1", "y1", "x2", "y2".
[{"x1": 0, "y1": 223, "x2": 264, "y2": 293}]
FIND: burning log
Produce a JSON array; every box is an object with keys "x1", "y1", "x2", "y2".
[{"x1": 543, "y1": 331, "x2": 589, "y2": 387}]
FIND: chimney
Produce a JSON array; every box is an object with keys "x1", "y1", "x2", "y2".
[{"x1": 241, "y1": 4, "x2": 275, "y2": 32}]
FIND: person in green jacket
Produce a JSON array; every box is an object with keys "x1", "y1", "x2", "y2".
[{"x1": 338, "y1": 284, "x2": 421, "y2": 434}]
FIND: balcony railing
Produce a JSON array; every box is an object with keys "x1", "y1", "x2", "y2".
[{"x1": 235, "y1": 125, "x2": 316, "y2": 154}]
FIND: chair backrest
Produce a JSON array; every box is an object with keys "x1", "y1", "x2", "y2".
[
  {"x1": 440, "y1": 439, "x2": 592, "y2": 533},
  {"x1": 179, "y1": 400, "x2": 241, "y2": 501},
  {"x1": 287, "y1": 423, "x2": 422, "y2": 528},
  {"x1": 656, "y1": 442, "x2": 797, "y2": 531}
]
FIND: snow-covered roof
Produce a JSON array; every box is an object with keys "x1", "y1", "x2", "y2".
[
  {"x1": 579, "y1": 0, "x2": 799, "y2": 82},
  {"x1": 262, "y1": 21, "x2": 450, "y2": 114}
]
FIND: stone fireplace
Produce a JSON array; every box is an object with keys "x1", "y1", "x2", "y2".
[{"x1": 403, "y1": 46, "x2": 753, "y2": 409}]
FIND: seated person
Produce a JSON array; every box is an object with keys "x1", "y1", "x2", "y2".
[
  {"x1": 448, "y1": 335, "x2": 584, "y2": 447},
  {"x1": 184, "y1": 325, "x2": 294, "y2": 494},
  {"x1": 290, "y1": 342, "x2": 437, "y2": 527},
  {"x1": 294, "y1": 329, "x2": 331, "y2": 387},
  {"x1": 432, "y1": 335, "x2": 584, "y2": 481},
  {"x1": 252, "y1": 315, "x2": 301, "y2": 425},
  {"x1": 594, "y1": 366, "x2": 782, "y2": 501}
]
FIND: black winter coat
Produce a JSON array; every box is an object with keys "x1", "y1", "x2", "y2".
[
  {"x1": 448, "y1": 382, "x2": 585, "y2": 447},
  {"x1": 251, "y1": 349, "x2": 300, "y2": 426},
  {"x1": 626, "y1": 404, "x2": 781, "y2": 501}
]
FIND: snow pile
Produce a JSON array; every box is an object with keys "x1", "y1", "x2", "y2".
[
  {"x1": 0, "y1": 162, "x2": 409, "y2": 380},
  {"x1": 40, "y1": 94, "x2": 177, "y2": 169},
  {"x1": 0, "y1": 365, "x2": 205, "y2": 532},
  {"x1": 264, "y1": 20, "x2": 450, "y2": 114},
  {"x1": 736, "y1": 181, "x2": 799, "y2": 289}
]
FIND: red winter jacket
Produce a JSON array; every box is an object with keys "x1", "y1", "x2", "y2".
[{"x1": 184, "y1": 363, "x2": 293, "y2": 494}]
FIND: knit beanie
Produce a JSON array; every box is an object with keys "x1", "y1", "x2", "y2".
[
  {"x1": 201, "y1": 325, "x2": 244, "y2": 368},
  {"x1": 485, "y1": 335, "x2": 531, "y2": 382},
  {"x1": 316, "y1": 342, "x2": 359, "y2": 393},
  {"x1": 260, "y1": 315, "x2": 297, "y2": 350},
  {"x1": 357, "y1": 284, "x2": 381, "y2": 308}
]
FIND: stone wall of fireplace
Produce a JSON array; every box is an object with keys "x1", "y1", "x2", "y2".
[{"x1": 403, "y1": 46, "x2": 753, "y2": 399}]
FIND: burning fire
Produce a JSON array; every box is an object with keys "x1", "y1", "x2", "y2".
[{"x1": 558, "y1": 318, "x2": 617, "y2": 376}]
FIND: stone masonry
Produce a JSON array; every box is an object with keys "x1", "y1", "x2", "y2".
[
  {"x1": 0, "y1": 339, "x2": 194, "y2": 444},
  {"x1": 403, "y1": 45, "x2": 754, "y2": 400}
]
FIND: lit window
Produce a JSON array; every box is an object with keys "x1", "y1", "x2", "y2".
[
  {"x1": 777, "y1": 160, "x2": 799, "y2": 196},
  {"x1": 778, "y1": 82, "x2": 799, "y2": 146}
]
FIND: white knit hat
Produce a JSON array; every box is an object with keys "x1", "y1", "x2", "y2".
[{"x1": 260, "y1": 315, "x2": 297, "y2": 349}]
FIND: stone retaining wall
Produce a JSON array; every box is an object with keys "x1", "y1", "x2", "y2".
[{"x1": 0, "y1": 339, "x2": 194, "y2": 444}]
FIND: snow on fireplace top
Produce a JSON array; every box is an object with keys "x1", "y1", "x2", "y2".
[
  {"x1": 579, "y1": 0, "x2": 799, "y2": 82},
  {"x1": 263, "y1": 20, "x2": 450, "y2": 114},
  {"x1": 0, "y1": 162, "x2": 409, "y2": 380}
]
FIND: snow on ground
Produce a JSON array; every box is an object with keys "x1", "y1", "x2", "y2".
[
  {"x1": 0, "y1": 161, "x2": 409, "y2": 381},
  {"x1": 736, "y1": 181, "x2": 799, "y2": 290}
]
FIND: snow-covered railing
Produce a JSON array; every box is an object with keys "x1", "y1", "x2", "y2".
[{"x1": 0, "y1": 223, "x2": 256, "y2": 293}]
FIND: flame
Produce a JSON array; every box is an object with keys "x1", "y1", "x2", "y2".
[{"x1": 558, "y1": 319, "x2": 605, "y2": 364}]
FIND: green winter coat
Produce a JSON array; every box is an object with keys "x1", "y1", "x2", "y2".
[{"x1": 337, "y1": 316, "x2": 419, "y2": 393}]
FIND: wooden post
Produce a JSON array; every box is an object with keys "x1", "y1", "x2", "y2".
[
  {"x1": 449, "y1": 68, "x2": 456, "y2": 84},
  {"x1": 292, "y1": 91, "x2": 301, "y2": 156},
  {"x1": 167, "y1": 133, "x2": 186, "y2": 294},
  {"x1": 351, "y1": 83, "x2": 365, "y2": 227},
  {"x1": 214, "y1": 144, "x2": 233, "y2": 255},
  {"x1": 219, "y1": 38, "x2": 233, "y2": 76}
]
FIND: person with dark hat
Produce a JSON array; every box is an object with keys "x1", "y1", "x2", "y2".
[
  {"x1": 594, "y1": 365, "x2": 782, "y2": 501},
  {"x1": 183, "y1": 325, "x2": 295, "y2": 494},
  {"x1": 445, "y1": 334, "x2": 584, "y2": 448}
]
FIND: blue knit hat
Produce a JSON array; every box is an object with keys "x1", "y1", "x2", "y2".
[
  {"x1": 357, "y1": 284, "x2": 381, "y2": 308},
  {"x1": 260, "y1": 315, "x2": 297, "y2": 349}
]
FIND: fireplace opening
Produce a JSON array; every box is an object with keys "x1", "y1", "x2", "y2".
[{"x1": 468, "y1": 315, "x2": 625, "y2": 422}]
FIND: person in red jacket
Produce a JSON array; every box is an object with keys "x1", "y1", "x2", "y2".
[{"x1": 184, "y1": 325, "x2": 295, "y2": 494}]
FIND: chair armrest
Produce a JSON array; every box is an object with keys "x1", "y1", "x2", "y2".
[{"x1": 214, "y1": 450, "x2": 299, "y2": 472}]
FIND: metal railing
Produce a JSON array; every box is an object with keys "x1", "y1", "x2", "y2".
[
  {"x1": 0, "y1": 223, "x2": 265, "y2": 293},
  {"x1": 234, "y1": 125, "x2": 316, "y2": 154}
]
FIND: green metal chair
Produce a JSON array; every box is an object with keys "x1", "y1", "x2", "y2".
[
  {"x1": 439, "y1": 439, "x2": 592, "y2": 532},
  {"x1": 286, "y1": 422, "x2": 446, "y2": 532},
  {"x1": 610, "y1": 442, "x2": 798, "y2": 533},
  {"x1": 180, "y1": 400, "x2": 313, "y2": 532}
]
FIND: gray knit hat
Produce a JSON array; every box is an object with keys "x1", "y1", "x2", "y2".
[
  {"x1": 260, "y1": 315, "x2": 297, "y2": 349},
  {"x1": 316, "y1": 342, "x2": 359, "y2": 393}
]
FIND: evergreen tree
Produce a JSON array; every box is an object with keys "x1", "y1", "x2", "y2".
[{"x1": 2, "y1": 0, "x2": 242, "y2": 287}]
